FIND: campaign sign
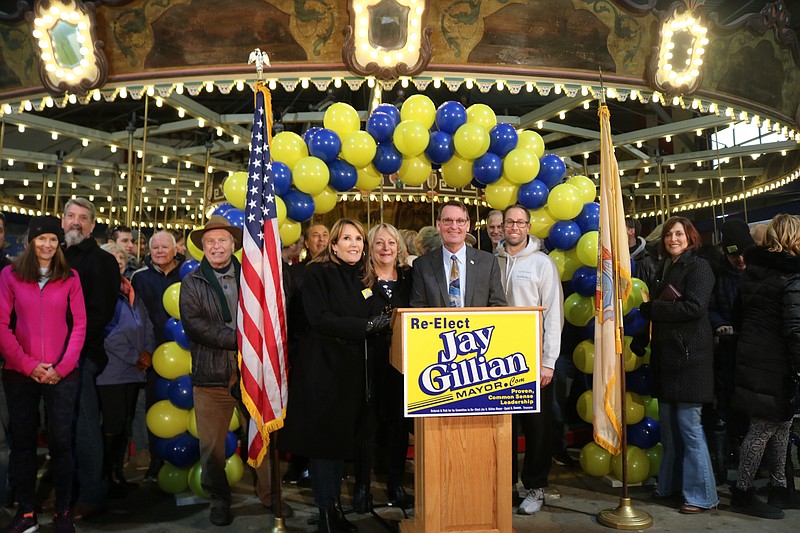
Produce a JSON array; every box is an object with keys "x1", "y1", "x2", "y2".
[{"x1": 402, "y1": 309, "x2": 541, "y2": 417}]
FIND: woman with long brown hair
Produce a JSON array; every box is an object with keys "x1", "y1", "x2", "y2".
[{"x1": 0, "y1": 216, "x2": 87, "y2": 533}]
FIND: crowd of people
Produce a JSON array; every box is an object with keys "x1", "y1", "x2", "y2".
[{"x1": 0, "y1": 198, "x2": 798, "y2": 532}]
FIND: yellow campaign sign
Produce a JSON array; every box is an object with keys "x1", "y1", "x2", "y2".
[{"x1": 403, "y1": 309, "x2": 541, "y2": 417}]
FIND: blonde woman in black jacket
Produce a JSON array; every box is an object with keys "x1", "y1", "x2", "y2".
[{"x1": 730, "y1": 214, "x2": 800, "y2": 519}]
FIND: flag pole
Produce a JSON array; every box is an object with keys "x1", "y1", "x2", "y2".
[{"x1": 596, "y1": 69, "x2": 652, "y2": 530}]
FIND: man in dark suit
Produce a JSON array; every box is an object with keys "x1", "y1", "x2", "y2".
[{"x1": 411, "y1": 200, "x2": 506, "y2": 308}]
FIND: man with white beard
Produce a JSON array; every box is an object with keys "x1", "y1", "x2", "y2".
[{"x1": 61, "y1": 198, "x2": 121, "y2": 519}]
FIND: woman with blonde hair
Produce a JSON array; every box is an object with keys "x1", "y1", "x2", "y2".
[
  {"x1": 281, "y1": 218, "x2": 391, "y2": 533},
  {"x1": 730, "y1": 214, "x2": 800, "y2": 518},
  {"x1": 352, "y1": 223, "x2": 413, "y2": 511}
]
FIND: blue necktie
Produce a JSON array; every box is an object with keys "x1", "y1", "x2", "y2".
[{"x1": 449, "y1": 254, "x2": 460, "y2": 307}]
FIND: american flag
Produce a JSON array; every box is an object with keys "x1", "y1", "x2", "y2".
[{"x1": 237, "y1": 83, "x2": 288, "y2": 467}]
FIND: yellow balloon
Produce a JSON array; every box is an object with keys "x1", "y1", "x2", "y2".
[
  {"x1": 564, "y1": 292, "x2": 595, "y2": 326},
  {"x1": 356, "y1": 165, "x2": 383, "y2": 191},
  {"x1": 517, "y1": 130, "x2": 545, "y2": 157},
  {"x1": 503, "y1": 148, "x2": 540, "y2": 185},
  {"x1": 393, "y1": 120, "x2": 429, "y2": 157},
  {"x1": 576, "y1": 389, "x2": 593, "y2": 423},
  {"x1": 279, "y1": 219, "x2": 302, "y2": 246},
  {"x1": 271, "y1": 131, "x2": 308, "y2": 169},
  {"x1": 276, "y1": 196, "x2": 286, "y2": 226},
  {"x1": 223, "y1": 171, "x2": 248, "y2": 210},
  {"x1": 234, "y1": 248, "x2": 242, "y2": 262},
  {"x1": 626, "y1": 391, "x2": 646, "y2": 425},
  {"x1": 529, "y1": 208, "x2": 556, "y2": 239},
  {"x1": 576, "y1": 231, "x2": 599, "y2": 267},
  {"x1": 400, "y1": 94, "x2": 436, "y2": 129},
  {"x1": 313, "y1": 187, "x2": 338, "y2": 214},
  {"x1": 624, "y1": 278, "x2": 650, "y2": 314},
  {"x1": 187, "y1": 408, "x2": 198, "y2": 438},
  {"x1": 624, "y1": 336, "x2": 644, "y2": 372},
  {"x1": 341, "y1": 130, "x2": 377, "y2": 167},
  {"x1": 146, "y1": 399, "x2": 189, "y2": 439},
  {"x1": 567, "y1": 175, "x2": 598, "y2": 204},
  {"x1": 441, "y1": 155, "x2": 474, "y2": 188},
  {"x1": 546, "y1": 183, "x2": 583, "y2": 220},
  {"x1": 485, "y1": 178, "x2": 519, "y2": 210},
  {"x1": 398, "y1": 155, "x2": 432, "y2": 186},
  {"x1": 229, "y1": 407, "x2": 241, "y2": 431},
  {"x1": 573, "y1": 340, "x2": 595, "y2": 374},
  {"x1": 162, "y1": 282, "x2": 182, "y2": 320},
  {"x1": 292, "y1": 156, "x2": 330, "y2": 196},
  {"x1": 152, "y1": 341, "x2": 192, "y2": 379},
  {"x1": 580, "y1": 441, "x2": 612, "y2": 477},
  {"x1": 323, "y1": 102, "x2": 361, "y2": 138},
  {"x1": 453, "y1": 123, "x2": 490, "y2": 160},
  {"x1": 187, "y1": 227, "x2": 204, "y2": 260},
  {"x1": 466, "y1": 103, "x2": 497, "y2": 130},
  {"x1": 225, "y1": 454, "x2": 245, "y2": 485}
]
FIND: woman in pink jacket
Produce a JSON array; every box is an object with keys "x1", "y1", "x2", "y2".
[{"x1": 0, "y1": 216, "x2": 86, "y2": 533}]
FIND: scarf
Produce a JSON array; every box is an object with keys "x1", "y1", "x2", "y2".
[{"x1": 199, "y1": 255, "x2": 241, "y2": 324}]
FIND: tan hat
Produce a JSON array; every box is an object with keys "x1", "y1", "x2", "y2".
[{"x1": 189, "y1": 215, "x2": 243, "y2": 251}]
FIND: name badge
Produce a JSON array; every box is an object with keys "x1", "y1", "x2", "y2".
[{"x1": 362, "y1": 288, "x2": 373, "y2": 299}]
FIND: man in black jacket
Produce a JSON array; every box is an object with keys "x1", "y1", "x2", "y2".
[
  {"x1": 61, "y1": 198, "x2": 121, "y2": 519},
  {"x1": 179, "y1": 216, "x2": 283, "y2": 526}
]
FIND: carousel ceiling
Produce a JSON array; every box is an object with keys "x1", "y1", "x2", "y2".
[{"x1": 0, "y1": 0, "x2": 799, "y2": 230}]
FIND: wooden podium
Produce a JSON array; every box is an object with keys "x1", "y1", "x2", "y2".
[{"x1": 390, "y1": 307, "x2": 542, "y2": 533}]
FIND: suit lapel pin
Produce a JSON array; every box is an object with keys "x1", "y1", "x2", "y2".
[{"x1": 470, "y1": 260, "x2": 474, "y2": 265}]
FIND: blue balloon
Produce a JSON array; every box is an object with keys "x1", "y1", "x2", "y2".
[
  {"x1": 154, "y1": 376, "x2": 171, "y2": 402},
  {"x1": 212, "y1": 202, "x2": 234, "y2": 217},
  {"x1": 282, "y1": 189, "x2": 315, "y2": 223},
  {"x1": 626, "y1": 364, "x2": 653, "y2": 396},
  {"x1": 489, "y1": 123, "x2": 518, "y2": 158},
  {"x1": 548, "y1": 220, "x2": 582, "y2": 251},
  {"x1": 623, "y1": 308, "x2": 647, "y2": 336},
  {"x1": 171, "y1": 320, "x2": 190, "y2": 351},
  {"x1": 571, "y1": 266, "x2": 597, "y2": 297},
  {"x1": 179, "y1": 258, "x2": 200, "y2": 281},
  {"x1": 574, "y1": 202, "x2": 600, "y2": 233},
  {"x1": 328, "y1": 159, "x2": 358, "y2": 192},
  {"x1": 366, "y1": 112, "x2": 396, "y2": 144},
  {"x1": 537, "y1": 154, "x2": 567, "y2": 189},
  {"x1": 164, "y1": 317, "x2": 179, "y2": 342},
  {"x1": 223, "y1": 208, "x2": 245, "y2": 229},
  {"x1": 372, "y1": 143, "x2": 402, "y2": 175},
  {"x1": 434, "y1": 101, "x2": 467, "y2": 135},
  {"x1": 472, "y1": 153, "x2": 502, "y2": 186},
  {"x1": 307, "y1": 128, "x2": 341, "y2": 163},
  {"x1": 153, "y1": 436, "x2": 169, "y2": 459},
  {"x1": 163, "y1": 433, "x2": 200, "y2": 468},
  {"x1": 517, "y1": 179, "x2": 549, "y2": 210},
  {"x1": 583, "y1": 320, "x2": 596, "y2": 341},
  {"x1": 470, "y1": 177, "x2": 485, "y2": 190},
  {"x1": 272, "y1": 162, "x2": 292, "y2": 196},
  {"x1": 373, "y1": 104, "x2": 400, "y2": 126},
  {"x1": 302, "y1": 126, "x2": 322, "y2": 143},
  {"x1": 225, "y1": 431, "x2": 238, "y2": 458},
  {"x1": 167, "y1": 375, "x2": 194, "y2": 410},
  {"x1": 425, "y1": 131, "x2": 454, "y2": 165},
  {"x1": 627, "y1": 416, "x2": 660, "y2": 450}
]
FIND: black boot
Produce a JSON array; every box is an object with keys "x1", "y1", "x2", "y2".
[
  {"x1": 730, "y1": 486, "x2": 784, "y2": 519},
  {"x1": 330, "y1": 502, "x2": 357, "y2": 532},
  {"x1": 317, "y1": 507, "x2": 333, "y2": 533},
  {"x1": 351, "y1": 483, "x2": 367, "y2": 513},
  {"x1": 103, "y1": 435, "x2": 127, "y2": 499},
  {"x1": 768, "y1": 485, "x2": 800, "y2": 509},
  {"x1": 112, "y1": 433, "x2": 139, "y2": 491}
]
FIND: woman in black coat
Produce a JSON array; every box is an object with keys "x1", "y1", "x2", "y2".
[
  {"x1": 352, "y1": 223, "x2": 412, "y2": 512},
  {"x1": 280, "y1": 218, "x2": 390, "y2": 533},
  {"x1": 638, "y1": 216, "x2": 718, "y2": 514},
  {"x1": 730, "y1": 214, "x2": 800, "y2": 518}
]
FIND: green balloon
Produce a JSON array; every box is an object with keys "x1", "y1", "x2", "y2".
[
  {"x1": 576, "y1": 389, "x2": 593, "y2": 423},
  {"x1": 564, "y1": 292, "x2": 595, "y2": 327},
  {"x1": 611, "y1": 445, "x2": 650, "y2": 484},
  {"x1": 188, "y1": 462, "x2": 210, "y2": 499},
  {"x1": 579, "y1": 441, "x2": 612, "y2": 477},
  {"x1": 225, "y1": 454, "x2": 245, "y2": 485},
  {"x1": 646, "y1": 443, "x2": 663, "y2": 478},
  {"x1": 158, "y1": 462, "x2": 189, "y2": 494},
  {"x1": 644, "y1": 395, "x2": 659, "y2": 420},
  {"x1": 573, "y1": 340, "x2": 595, "y2": 374}
]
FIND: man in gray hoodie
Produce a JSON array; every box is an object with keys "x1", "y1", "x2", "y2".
[{"x1": 495, "y1": 204, "x2": 564, "y2": 516}]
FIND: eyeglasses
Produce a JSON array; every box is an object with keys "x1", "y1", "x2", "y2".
[
  {"x1": 504, "y1": 220, "x2": 529, "y2": 228},
  {"x1": 440, "y1": 218, "x2": 468, "y2": 227}
]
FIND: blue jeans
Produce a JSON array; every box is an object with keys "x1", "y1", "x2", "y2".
[
  {"x1": 74, "y1": 359, "x2": 108, "y2": 506},
  {"x1": 657, "y1": 402, "x2": 719, "y2": 508},
  {"x1": 4, "y1": 371, "x2": 79, "y2": 512}
]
